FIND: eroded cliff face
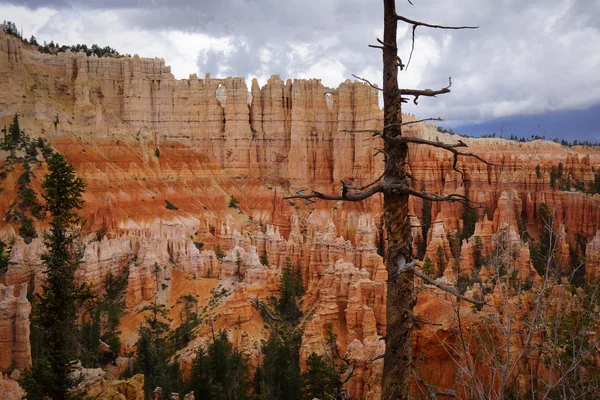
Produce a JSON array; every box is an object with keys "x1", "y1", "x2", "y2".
[{"x1": 2, "y1": 31, "x2": 600, "y2": 398}]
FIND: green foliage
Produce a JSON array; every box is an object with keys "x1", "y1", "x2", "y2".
[
  {"x1": 457, "y1": 274, "x2": 472, "y2": 295},
  {"x1": 301, "y1": 352, "x2": 340, "y2": 400},
  {"x1": 193, "y1": 241, "x2": 204, "y2": 251},
  {"x1": 0, "y1": 239, "x2": 11, "y2": 275},
  {"x1": 167, "y1": 295, "x2": 199, "y2": 351},
  {"x1": 530, "y1": 203, "x2": 556, "y2": 276},
  {"x1": 557, "y1": 162, "x2": 563, "y2": 178},
  {"x1": 254, "y1": 256, "x2": 309, "y2": 400},
  {"x1": 1, "y1": 113, "x2": 24, "y2": 152},
  {"x1": 95, "y1": 226, "x2": 107, "y2": 242},
  {"x1": 165, "y1": 199, "x2": 178, "y2": 210},
  {"x1": 259, "y1": 331, "x2": 303, "y2": 400},
  {"x1": 473, "y1": 236, "x2": 483, "y2": 270},
  {"x1": 228, "y1": 195, "x2": 240, "y2": 209},
  {"x1": 275, "y1": 258, "x2": 304, "y2": 323},
  {"x1": 37, "y1": 41, "x2": 120, "y2": 57},
  {"x1": 461, "y1": 206, "x2": 477, "y2": 239},
  {"x1": 18, "y1": 216, "x2": 37, "y2": 244},
  {"x1": 215, "y1": 244, "x2": 225, "y2": 260},
  {"x1": 27, "y1": 153, "x2": 86, "y2": 398},
  {"x1": 260, "y1": 251, "x2": 269, "y2": 267},
  {"x1": 187, "y1": 330, "x2": 252, "y2": 400},
  {"x1": 154, "y1": 148, "x2": 160, "y2": 157},
  {"x1": 134, "y1": 293, "x2": 183, "y2": 399},
  {"x1": 449, "y1": 231, "x2": 462, "y2": 259},
  {"x1": 1, "y1": 21, "x2": 21, "y2": 39},
  {"x1": 535, "y1": 164, "x2": 541, "y2": 179},
  {"x1": 543, "y1": 285, "x2": 600, "y2": 397},
  {"x1": 422, "y1": 257, "x2": 434, "y2": 276},
  {"x1": 17, "y1": 163, "x2": 43, "y2": 219},
  {"x1": 436, "y1": 126, "x2": 455, "y2": 135},
  {"x1": 436, "y1": 245, "x2": 445, "y2": 277},
  {"x1": 550, "y1": 166, "x2": 557, "y2": 189}
]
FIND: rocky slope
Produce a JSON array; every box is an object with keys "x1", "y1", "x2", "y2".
[{"x1": 1, "y1": 31, "x2": 600, "y2": 398}]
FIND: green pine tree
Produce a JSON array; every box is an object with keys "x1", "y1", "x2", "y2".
[
  {"x1": 26, "y1": 153, "x2": 86, "y2": 399},
  {"x1": 188, "y1": 330, "x2": 252, "y2": 400}
]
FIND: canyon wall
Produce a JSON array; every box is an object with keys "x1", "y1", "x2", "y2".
[{"x1": 2, "y1": 31, "x2": 600, "y2": 398}]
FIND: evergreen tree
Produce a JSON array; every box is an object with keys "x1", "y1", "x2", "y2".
[
  {"x1": 134, "y1": 264, "x2": 184, "y2": 399},
  {"x1": 188, "y1": 330, "x2": 251, "y2": 399},
  {"x1": 301, "y1": 353, "x2": 340, "y2": 400},
  {"x1": 9, "y1": 113, "x2": 21, "y2": 145},
  {"x1": 276, "y1": 258, "x2": 304, "y2": 323},
  {"x1": 461, "y1": 206, "x2": 477, "y2": 239},
  {"x1": 254, "y1": 257, "x2": 306, "y2": 400},
  {"x1": 26, "y1": 153, "x2": 86, "y2": 399},
  {"x1": 260, "y1": 251, "x2": 269, "y2": 267},
  {"x1": 436, "y1": 245, "x2": 446, "y2": 277},
  {"x1": 259, "y1": 332, "x2": 302, "y2": 400},
  {"x1": 0, "y1": 239, "x2": 11, "y2": 275},
  {"x1": 530, "y1": 203, "x2": 556, "y2": 275}
]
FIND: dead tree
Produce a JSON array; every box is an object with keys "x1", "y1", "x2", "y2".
[{"x1": 287, "y1": 1, "x2": 481, "y2": 399}]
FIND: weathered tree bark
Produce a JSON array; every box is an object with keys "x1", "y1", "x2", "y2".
[
  {"x1": 381, "y1": 1, "x2": 414, "y2": 399},
  {"x1": 285, "y1": 2, "x2": 479, "y2": 397}
]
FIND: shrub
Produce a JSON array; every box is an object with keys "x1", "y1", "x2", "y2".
[
  {"x1": 19, "y1": 217, "x2": 37, "y2": 243},
  {"x1": 215, "y1": 244, "x2": 225, "y2": 260},
  {"x1": 228, "y1": 195, "x2": 239, "y2": 209},
  {"x1": 165, "y1": 200, "x2": 178, "y2": 210}
]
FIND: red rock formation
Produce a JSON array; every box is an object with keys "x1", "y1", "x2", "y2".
[{"x1": 2, "y1": 31, "x2": 600, "y2": 398}]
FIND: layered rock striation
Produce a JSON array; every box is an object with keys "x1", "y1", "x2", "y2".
[{"x1": 2, "y1": 31, "x2": 600, "y2": 398}]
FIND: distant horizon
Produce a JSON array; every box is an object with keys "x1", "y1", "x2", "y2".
[{"x1": 447, "y1": 105, "x2": 600, "y2": 143}]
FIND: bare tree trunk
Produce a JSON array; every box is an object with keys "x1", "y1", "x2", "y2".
[{"x1": 381, "y1": 1, "x2": 414, "y2": 399}]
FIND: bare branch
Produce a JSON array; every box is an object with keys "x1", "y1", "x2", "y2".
[
  {"x1": 341, "y1": 118, "x2": 443, "y2": 135},
  {"x1": 352, "y1": 74, "x2": 382, "y2": 91},
  {"x1": 396, "y1": 256, "x2": 486, "y2": 306},
  {"x1": 413, "y1": 370, "x2": 458, "y2": 398},
  {"x1": 406, "y1": 24, "x2": 417, "y2": 70},
  {"x1": 414, "y1": 317, "x2": 443, "y2": 327},
  {"x1": 400, "y1": 77, "x2": 453, "y2": 105},
  {"x1": 391, "y1": 135, "x2": 497, "y2": 179},
  {"x1": 396, "y1": 14, "x2": 479, "y2": 30},
  {"x1": 342, "y1": 172, "x2": 385, "y2": 191},
  {"x1": 252, "y1": 296, "x2": 282, "y2": 322},
  {"x1": 377, "y1": 38, "x2": 396, "y2": 48},
  {"x1": 411, "y1": 267, "x2": 486, "y2": 306},
  {"x1": 404, "y1": 186, "x2": 478, "y2": 207},
  {"x1": 284, "y1": 183, "x2": 383, "y2": 202}
]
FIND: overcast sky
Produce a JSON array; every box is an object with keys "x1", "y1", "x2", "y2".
[{"x1": 2, "y1": 0, "x2": 600, "y2": 140}]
